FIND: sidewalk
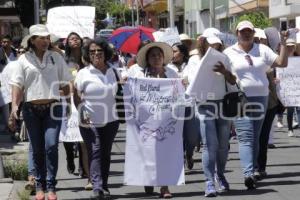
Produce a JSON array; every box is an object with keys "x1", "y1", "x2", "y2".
[{"x1": 5, "y1": 124, "x2": 300, "y2": 200}]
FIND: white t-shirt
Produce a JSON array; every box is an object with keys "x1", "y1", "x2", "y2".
[
  {"x1": 224, "y1": 43, "x2": 278, "y2": 97},
  {"x1": 10, "y1": 50, "x2": 73, "y2": 102},
  {"x1": 127, "y1": 64, "x2": 178, "y2": 78},
  {"x1": 74, "y1": 64, "x2": 119, "y2": 125},
  {"x1": 184, "y1": 53, "x2": 232, "y2": 100}
]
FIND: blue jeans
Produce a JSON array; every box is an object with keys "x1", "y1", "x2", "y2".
[
  {"x1": 197, "y1": 100, "x2": 231, "y2": 182},
  {"x1": 183, "y1": 106, "x2": 200, "y2": 158},
  {"x1": 22, "y1": 102, "x2": 62, "y2": 191},
  {"x1": 79, "y1": 121, "x2": 119, "y2": 193},
  {"x1": 234, "y1": 96, "x2": 268, "y2": 177},
  {"x1": 28, "y1": 142, "x2": 35, "y2": 176}
]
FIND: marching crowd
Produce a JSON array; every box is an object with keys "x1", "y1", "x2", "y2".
[{"x1": 0, "y1": 20, "x2": 299, "y2": 200}]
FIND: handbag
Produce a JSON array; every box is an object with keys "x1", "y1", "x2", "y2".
[
  {"x1": 222, "y1": 81, "x2": 248, "y2": 118},
  {"x1": 112, "y1": 68, "x2": 126, "y2": 123}
]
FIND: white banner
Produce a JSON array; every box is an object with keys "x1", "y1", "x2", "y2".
[
  {"x1": 296, "y1": 17, "x2": 300, "y2": 43},
  {"x1": 153, "y1": 27, "x2": 181, "y2": 46},
  {"x1": 46, "y1": 6, "x2": 95, "y2": 39},
  {"x1": 59, "y1": 97, "x2": 83, "y2": 142},
  {"x1": 276, "y1": 57, "x2": 300, "y2": 107},
  {"x1": 186, "y1": 47, "x2": 229, "y2": 102},
  {"x1": 124, "y1": 77, "x2": 185, "y2": 186}
]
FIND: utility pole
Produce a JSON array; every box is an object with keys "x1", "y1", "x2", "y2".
[
  {"x1": 136, "y1": 0, "x2": 140, "y2": 26},
  {"x1": 168, "y1": 0, "x2": 175, "y2": 28},
  {"x1": 210, "y1": 0, "x2": 215, "y2": 27},
  {"x1": 131, "y1": 0, "x2": 135, "y2": 26},
  {"x1": 34, "y1": 0, "x2": 40, "y2": 24}
]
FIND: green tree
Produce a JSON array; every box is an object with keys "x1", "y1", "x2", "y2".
[
  {"x1": 235, "y1": 12, "x2": 272, "y2": 29},
  {"x1": 92, "y1": 0, "x2": 131, "y2": 29}
]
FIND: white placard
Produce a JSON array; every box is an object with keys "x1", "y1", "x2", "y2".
[
  {"x1": 46, "y1": 6, "x2": 95, "y2": 39},
  {"x1": 276, "y1": 57, "x2": 300, "y2": 107},
  {"x1": 153, "y1": 27, "x2": 181, "y2": 46},
  {"x1": 186, "y1": 47, "x2": 228, "y2": 102},
  {"x1": 296, "y1": 17, "x2": 300, "y2": 43},
  {"x1": 123, "y1": 77, "x2": 185, "y2": 186},
  {"x1": 59, "y1": 97, "x2": 83, "y2": 142}
]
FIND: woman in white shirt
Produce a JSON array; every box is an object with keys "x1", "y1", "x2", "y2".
[
  {"x1": 9, "y1": 24, "x2": 72, "y2": 200},
  {"x1": 73, "y1": 39, "x2": 120, "y2": 200},
  {"x1": 223, "y1": 20, "x2": 288, "y2": 189},
  {"x1": 127, "y1": 42, "x2": 177, "y2": 198},
  {"x1": 186, "y1": 28, "x2": 236, "y2": 197}
]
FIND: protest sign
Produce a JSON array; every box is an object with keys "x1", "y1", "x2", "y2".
[
  {"x1": 186, "y1": 47, "x2": 229, "y2": 102},
  {"x1": 153, "y1": 27, "x2": 181, "y2": 46},
  {"x1": 59, "y1": 97, "x2": 83, "y2": 142},
  {"x1": 296, "y1": 17, "x2": 300, "y2": 43},
  {"x1": 276, "y1": 57, "x2": 300, "y2": 107},
  {"x1": 123, "y1": 77, "x2": 185, "y2": 186},
  {"x1": 47, "y1": 6, "x2": 95, "y2": 39}
]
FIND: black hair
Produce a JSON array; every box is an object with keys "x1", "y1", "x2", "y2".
[
  {"x1": 172, "y1": 43, "x2": 189, "y2": 63},
  {"x1": 2, "y1": 35, "x2": 12, "y2": 41},
  {"x1": 82, "y1": 38, "x2": 113, "y2": 64},
  {"x1": 64, "y1": 32, "x2": 84, "y2": 68}
]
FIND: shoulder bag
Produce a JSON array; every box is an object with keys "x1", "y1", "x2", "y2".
[{"x1": 222, "y1": 80, "x2": 248, "y2": 118}]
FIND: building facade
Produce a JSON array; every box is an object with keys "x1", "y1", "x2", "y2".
[{"x1": 269, "y1": 0, "x2": 300, "y2": 29}]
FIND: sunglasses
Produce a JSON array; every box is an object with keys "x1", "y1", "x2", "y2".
[
  {"x1": 89, "y1": 49, "x2": 104, "y2": 54},
  {"x1": 245, "y1": 55, "x2": 253, "y2": 66}
]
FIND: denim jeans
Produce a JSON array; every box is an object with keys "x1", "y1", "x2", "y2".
[
  {"x1": 197, "y1": 100, "x2": 231, "y2": 182},
  {"x1": 79, "y1": 121, "x2": 119, "y2": 193},
  {"x1": 234, "y1": 96, "x2": 268, "y2": 177},
  {"x1": 22, "y1": 102, "x2": 62, "y2": 191},
  {"x1": 183, "y1": 106, "x2": 200, "y2": 158},
  {"x1": 28, "y1": 142, "x2": 35, "y2": 176}
]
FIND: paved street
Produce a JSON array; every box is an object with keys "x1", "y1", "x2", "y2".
[{"x1": 8, "y1": 124, "x2": 300, "y2": 200}]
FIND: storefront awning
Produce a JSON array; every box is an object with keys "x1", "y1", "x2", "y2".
[{"x1": 144, "y1": 0, "x2": 167, "y2": 13}]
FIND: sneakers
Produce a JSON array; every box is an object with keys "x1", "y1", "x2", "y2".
[
  {"x1": 215, "y1": 176, "x2": 230, "y2": 192},
  {"x1": 268, "y1": 144, "x2": 276, "y2": 149},
  {"x1": 84, "y1": 181, "x2": 93, "y2": 190},
  {"x1": 277, "y1": 121, "x2": 284, "y2": 128},
  {"x1": 254, "y1": 171, "x2": 267, "y2": 180},
  {"x1": 288, "y1": 130, "x2": 295, "y2": 137},
  {"x1": 244, "y1": 176, "x2": 257, "y2": 190},
  {"x1": 205, "y1": 181, "x2": 217, "y2": 197}
]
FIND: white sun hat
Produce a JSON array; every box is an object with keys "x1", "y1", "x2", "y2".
[{"x1": 254, "y1": 28, "x2": 267, "y2": 39}]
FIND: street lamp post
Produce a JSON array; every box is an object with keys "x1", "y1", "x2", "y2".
[
  {"x1": 168, "y1": 0, "x2": 175, "y2": 28},
  {"x1": 210, "y1": 0, "x2": 215, "y2": 27},
  {"x1": 34, "y1": 0, "x2": 40, "y2": 24}
]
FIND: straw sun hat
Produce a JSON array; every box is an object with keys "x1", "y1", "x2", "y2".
[{"x1": 137, "y1": 42, "x2": 173, "y2": 68}]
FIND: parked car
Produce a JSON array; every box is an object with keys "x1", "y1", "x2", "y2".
[{"x1": 95, "y1": 29, "x2": 114, "y2": 40}]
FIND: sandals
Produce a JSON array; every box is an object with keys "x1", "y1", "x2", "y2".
[
  {"x1": 35, "y1": 191, "x2": 45, "y2": 200},
  {"x1": 160, "y1": 186, "x2": 172, "y2": 199},
  {"x1": 47, "y1": 191, "x2": 57, "y2": 200}
]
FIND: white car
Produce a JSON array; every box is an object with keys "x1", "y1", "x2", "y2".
[{"x1": 95, "y1": 29, "x2": 114, "y2": 40}]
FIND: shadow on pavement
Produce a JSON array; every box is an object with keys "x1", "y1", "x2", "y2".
[
  {"x1": 267, "y1": 163, "x2": 300, "y2": 167},
  {"x1": 266, "y1": 171, "x2": 300, "y2": 179},
  {"x1": 219, "y1": 188, "x2": 276, "y2": 196},
  {"x1": 259, "y1": 180, "x2": 300, "y2": 187}
]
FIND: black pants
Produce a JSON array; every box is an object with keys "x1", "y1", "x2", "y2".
[
  {"x1": 79, "y1": 121, "x2": 119, "y2": 192},
  {"x1": 257, "y1": 106, "x2": 277, "y2": 172}
]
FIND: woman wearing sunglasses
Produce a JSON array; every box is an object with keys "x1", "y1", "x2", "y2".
[{"x1": 223, "y1": 20, "x2": 288, "y2": 189}]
